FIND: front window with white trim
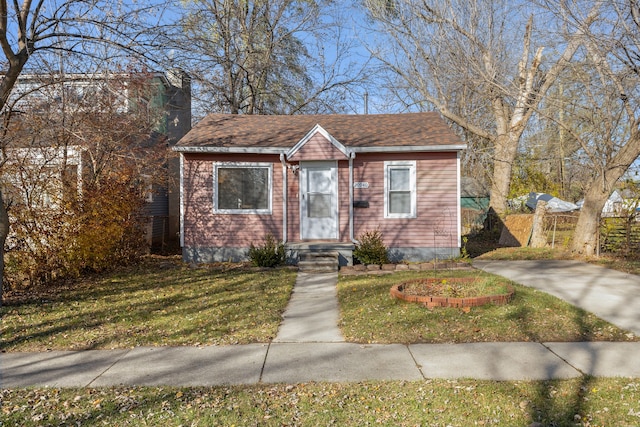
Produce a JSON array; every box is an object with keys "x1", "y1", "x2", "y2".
[
  {"x1": 384, "y1": 161, "x2": 416, "y2": 218},
  {"x1": 214, "y1": 162, "x2": 272, "y2": 214}
]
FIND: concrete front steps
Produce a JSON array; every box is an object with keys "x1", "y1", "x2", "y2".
[
  {"x1": 287, "y1": 242, "x2": 355, "y2": 272},
  {"x1": 297, "y1": 251, "x2": 339, "y2": 273}
]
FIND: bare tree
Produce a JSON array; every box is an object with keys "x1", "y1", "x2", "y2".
[
  {"x1": 0, "y1": 0, "x2": 171, "y2": 304},
  {"x1": 167, "y1": 0, "x2": 368, "y2": 116},
  {"x1": 543, "y1": 0, "x2": 640, "y2": 255},
  {"x1": 363, "y1": 0, "x2": 598, "y2": 215},
  {"x1": 616, "y1": 0, "x2": 640, "y2": 77}
]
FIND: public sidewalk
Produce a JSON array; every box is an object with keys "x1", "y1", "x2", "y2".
[{"x1": 2, "y1": 261, "x2": 640, "y2": 388}]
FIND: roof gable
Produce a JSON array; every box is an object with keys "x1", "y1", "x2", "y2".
[{"x1": 286, "y1": 124, "x2": 349, "y2": 161}]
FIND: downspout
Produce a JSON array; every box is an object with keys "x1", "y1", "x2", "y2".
[
  {"x1": 349, "y1": 150, "x2": 357, "y2": 243},
  {"x1": 179, "y1": 153, "x2": 184, "y2": 248},
  {"x1": 456, "y1": 151, "x2": 462, "y2": 250},
  {"x1": 280, "y1": 153, "x2": 288, "y2": 243}
]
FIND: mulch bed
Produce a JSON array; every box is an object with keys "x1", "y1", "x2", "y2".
[{"x1": 390, "y1": 277, "x2": 514, "y2": 309}]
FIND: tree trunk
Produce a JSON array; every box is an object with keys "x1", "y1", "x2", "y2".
[
  {"x1": 571, "y1": 185, "x2": 609, "y2": 256},
  {"x1": 0, "y1": 189, "x2": 9, "y2": 307},
  {"x1": 571, "y1": 130, "x2": 640, "y2": 256},
  {"x1": 530, "y1": 200, "x2": 548, "y2": 248},
  {"x1": 489, "y1": 132, "x2": 520, "y2": 215}
]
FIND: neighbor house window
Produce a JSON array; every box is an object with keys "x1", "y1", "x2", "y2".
[
  {"x1": 214, "y1": 162, "x2": 272, "y2": 214},
  {"x1": 384, "y1": 161, "x2": 416, "y2": 218}
]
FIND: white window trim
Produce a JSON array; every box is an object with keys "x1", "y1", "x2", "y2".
[
  {"x1": 384, "y1": 160, "x2": 417, "y2": 219},
  {"x1": 213, "y1": 162, "x2": 273, "y2": 214}
]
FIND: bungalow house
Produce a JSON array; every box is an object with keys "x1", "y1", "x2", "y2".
[{"x1": 174, "y1": 113, "x2": 466, "y2": 265}]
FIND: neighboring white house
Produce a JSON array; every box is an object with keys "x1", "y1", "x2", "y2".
[
  {"x1": 576, "y1": 189, "x2": 640, "y2": 217},
  {"x1": 2, "y1": 145, "x2": 84, "y2": 210},
  {"x1": 1, "y1": 70, "x2": 191, "y2": 249}
]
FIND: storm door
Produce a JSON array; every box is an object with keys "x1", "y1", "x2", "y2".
[{"x1": 300, "y1": 161, "x2": 338, "y2": 240}]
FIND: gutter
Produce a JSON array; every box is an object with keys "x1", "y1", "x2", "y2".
[
  {"x1": 172, "y1": 145, "x2": 467, "y2": 154},
  {"x1": 172, "y1": 146, "x2": 286, "y2": 154},
  {"x1": 350, "y1": 145, "x2": 467, "y2": 153}
]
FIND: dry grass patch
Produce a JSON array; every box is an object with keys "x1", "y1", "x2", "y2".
[
  {"x1": 592, "y1": 254, "x2": 640, "y2": 275},
  {"x1": 474, "y1": 246, "x2": 573, "y2": 260}
]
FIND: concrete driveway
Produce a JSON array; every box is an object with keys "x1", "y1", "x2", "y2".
[{"x1": 474, "y1": 260, "x2": 640, "y2": 336}]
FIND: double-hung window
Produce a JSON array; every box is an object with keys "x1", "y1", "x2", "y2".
[
  {"x1": 384, "y1": 161, "x2": 416, "y2": 218},
  {"x1": 214, "y1": 162, "x2": 272, "y2": 214}
]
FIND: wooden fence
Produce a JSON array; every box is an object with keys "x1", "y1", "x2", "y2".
[{"x1": 600, "y1": 216, "x2": 640, "y2": 254}]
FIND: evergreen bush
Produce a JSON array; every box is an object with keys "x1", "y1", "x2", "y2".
[
  {"x1": 353, "y1": 229, "x2": 389, "y2": 265},
  {"x1": 248, "y1": 233, "x2": 286, "y2": 268}
]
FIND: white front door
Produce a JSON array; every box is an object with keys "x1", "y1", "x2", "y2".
[{"x1": 300, "y1": 161, "x2": 338, "y2": 240}]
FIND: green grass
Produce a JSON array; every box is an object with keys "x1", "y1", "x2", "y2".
[
  {"x1": 4, "y1": 259, "x2": 634, "y2": 351},
  {"x1": 1, "y1": 259, "x2": 296, "y2": 351},
  {"x1": 3, "y1": 378, "x2": 640, "y2": 426},
  {"x1": 338, "y1": 270, "x2": 637, "y2": 344}
]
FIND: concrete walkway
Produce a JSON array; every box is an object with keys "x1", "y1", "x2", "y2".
[
  {"x1": 2, "y1": 261, "x2": 640, "y2": 387},
  {"x1": 274, "y1": 272, "x2": 344, "y2": 342}
]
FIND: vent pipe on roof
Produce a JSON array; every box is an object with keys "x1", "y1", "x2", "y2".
[{"x1": 364, "y1": 92, "x2": 368, "y2": 115}]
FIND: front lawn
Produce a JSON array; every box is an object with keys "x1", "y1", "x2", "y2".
[
  {"x1": 338, "y1": 269, "x2": 637, "y2": 344},
  {"x1": 1, "y1": 258, "x2": 296, "y2": 352},
  {"x1": 4, "y1": 259, "x2": 636, "y2": 352}
]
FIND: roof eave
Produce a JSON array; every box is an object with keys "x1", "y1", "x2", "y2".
[
  {"x1": 172, "y1": 146, "x2": 287, "y2": 154},
  {"x1": 173, "y1": 144, "x2": 467, "y2": 154},
  {"x1": 352, "y1": 144, "x2": 467, "y2": 153}
]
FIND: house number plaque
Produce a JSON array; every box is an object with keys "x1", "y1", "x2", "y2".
[{"x1": 353, "y1": 182, "x2": 369, "y2": 189}]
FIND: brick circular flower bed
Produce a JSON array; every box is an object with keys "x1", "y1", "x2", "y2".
[{"x1": 390, "y1": 277, "x2": 515, "y2": 309}]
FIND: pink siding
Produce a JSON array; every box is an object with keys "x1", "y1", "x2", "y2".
[
  {"x1": 288, "y1": 133, "x2": 348, "y2": 161},
  {"x1": 182, "y1": 151, "x2": 459, "y2": 250},
  {"x1": 182, "y1": 153, "x2": 284, "y2": 247},
  {"x1": 352, "y1": 152, "x2": 459, "y2": 247},
  {"x1": 286, "y1": 166, "x2": 300, "y2": 241}
]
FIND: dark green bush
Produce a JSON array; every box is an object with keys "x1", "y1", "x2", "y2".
[
  {"x1": 353, "y1": 229, "x2": 389, "y2": 265},
  {"x1": 248, "y1": 233, "x2": 286, "y2": 268}
]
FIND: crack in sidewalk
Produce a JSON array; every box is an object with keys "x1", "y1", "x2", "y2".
[{"x1": 86, "y1": 348, "x2": 133, "y2": 387}]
